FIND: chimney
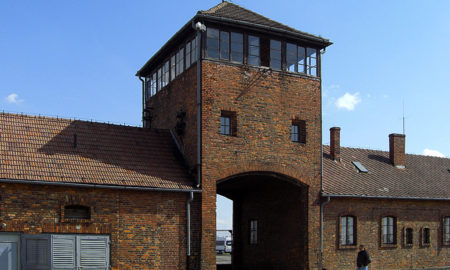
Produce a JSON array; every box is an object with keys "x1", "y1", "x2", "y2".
[
  {"x1": 389, "y1": 133, "x2": 406, "y2": 168},
  {"x1": 330, "y1": 127, "x2": 341, "y2": 161}
]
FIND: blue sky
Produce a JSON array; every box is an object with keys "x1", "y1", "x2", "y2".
[{"x1": 1, "y1": 0, "x2": 449, "y2": 231}]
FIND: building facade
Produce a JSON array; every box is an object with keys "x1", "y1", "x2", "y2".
[{"x1": 1, "y1": 2, "x2": 449, "y2": 270}]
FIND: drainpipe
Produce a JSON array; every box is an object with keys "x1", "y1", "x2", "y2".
[
  {"x1": 186, "y1": 191, "x2": 194, "y2": 267},
  {"x1": 192, "y1": 21, "x2": 206, "y2": 188},
  {"x1": 320, "y1": 195, "x2": 331, "y2": 269},
  {"x1": 138, "y1": 76, "x2": 145, "y2": 128}
]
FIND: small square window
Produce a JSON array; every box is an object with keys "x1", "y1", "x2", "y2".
[
  {"x1": 291, "y1": 120, "x2": 306, "y2": 143},
  {"x1": 220, "y1": 111, "x2": 236, "y2": 136}
]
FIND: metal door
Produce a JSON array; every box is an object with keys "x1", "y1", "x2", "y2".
[{"x1": 0, "y1": 234, "x2": 19, "y2": 270}]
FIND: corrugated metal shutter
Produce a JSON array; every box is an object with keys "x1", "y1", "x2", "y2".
[
  {"x1": 51, "y1": 235, "x2": 76, "y2": 270},
  {"x1": 21, "y1": 234, "x2": 51, "y2": 270},
  {"x1": 77, "y1": 235, "x2": 109, "y2": 269}
]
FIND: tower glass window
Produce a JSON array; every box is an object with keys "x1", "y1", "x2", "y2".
[
  {"x1": 340, "y1": 216, "x2": 356, "y2": 246},
  {"x1": 306, "y1": 48, "x2": 318, "y2": 76},
  {"x1": 220, "y1": 31, "x2": 229, "y2": 60},
  {"x1": 230, "y1": 32, "x2": 243, "y2": 63},
  {"x1": 206, "y1": 28, "x2": 220, "y2": 59},
  {"x1": 248, "y1": 35, "x2": 260, "y2": 66},
  {"x1": 186, "y1": 41, "x2": 191, "y2": 69},
  {"x1": 270, "y1": 40, "x2": 282, "y2": 69},
  {"x1": 170, "y1": 55, "x2": 176, "y2": 81}
]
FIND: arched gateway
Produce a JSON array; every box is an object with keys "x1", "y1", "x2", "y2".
[{"x1": 217, "y1": 172, "x2": 309, "y2": 270}]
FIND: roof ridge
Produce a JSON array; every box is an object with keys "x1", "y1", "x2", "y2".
[
  {"x1": 198, "y1": 1, "x2": 323, "y2": 40},
  {"x1": 0, "y1": 111, "x2": 142, "y2": 130},
  {"x1": 324, "y1": 144, "x2": 449, "y2": 160}
]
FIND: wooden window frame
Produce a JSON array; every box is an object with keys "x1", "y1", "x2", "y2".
[
  {"x1": 291, "y1": 119, "x2": 306, "y2": 144},
  {"x1": 339, "y1": 215, "x2": 357, "y2": 249},
  {"x1": 220, "y1": 110, "x2": 237, "y2": 136},
  {"x1": 381, "y1": 216, "x2": 397, "y2": 248},
  {"x1": 402, "y1": 227, "x2": 413, "y2": 248},
  {"x1": 249, "y1": 219, "x2": 258, "y2": 245},
  {"x1": 421, "y1": 227, "x2": 431, "y2": 247},
  {"x1": 443, "y1": 216, "x2": 450, "y2": 246}
]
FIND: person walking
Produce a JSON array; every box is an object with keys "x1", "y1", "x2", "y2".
[{"x1": 356, "y1": 245, "x2": 371, "y2": 270}]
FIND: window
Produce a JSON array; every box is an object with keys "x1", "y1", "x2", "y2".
[
  {"x1": 230, "y1": 32, "x2": 243, "y2": 63},
  {"x1": 170, "y1": 55, "x2": 176, "y2": 81},
  {"x1": 145, "y1": 76, "x2": 152, "y2": 100},
  {"x1": 207, "y1": 28, "x2": 220, "y2": 59},
  {"x1": 248, "y1": 35, "x2": 260, "y2": 66},
  {"x1": 21, "y1": 234, "x2": 110, "y2": 269},
  {"x1": 444, "y1": 217, "x2": 450, "y2": 245},
  {"x1": 291, "y1": 119, "x2": 306, "y2": 143},
  {"x1": 219, "y1": 31, "x2": 229, "y2": 60},
  {"x1": 250, "y1": 220, "x2": 258, "y2": 245},
  {"x1": 186, "y1": 41, "x2": 191, "y2": 69},
  {"x1": 220, "y1": 111, "x2": 236, "y2": 136},
  {"x1": 270, "y1": 40, "x2": 282, "y2": 69},
  {"x1": 151, "y1": 73, "x2": 157, "y2": 95},
  {"x1": 220, "y1": 116, "x2": 231, "y2": 135},
  {"x1": 64, "y1": 205, "x2": 90, "y2": 220},
  {"x1": 340, "y1": 216, "x2": 356, "y2": 246},
  {"x1": 176, "y1": 48, "x2": 184, "y2": 76},
  {"x1": 162, "y1": 61, "x2": 169, "y2": 88},
  {"x1": 422, "y1": 227, "x2": 431, "y2": 246},
  {"x1": 306, "y1": 48, "x2": 318, "y2": 76},
  {"x1": 382, "y1": 216, "x2": 396, "y2": 245},
  {"x1": 286, "y1": 43, "x2": 306, "y2": 73},
  {"x1": 404, "y1": 228, "x2": 413, "y2": 246},
  {"x1": 191, "y1": 36, "x2": 198, "y2": 65},
  {"x1": 157, "y1": 68, "x2": 162, "y2": 92}
]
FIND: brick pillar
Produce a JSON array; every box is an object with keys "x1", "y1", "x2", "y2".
[
  {"x1": 389, "y1": 133, "x2": 406, "y2": 168},
  {"x1": 330, "y1": 127, "x2": 341, "y2": 161}
]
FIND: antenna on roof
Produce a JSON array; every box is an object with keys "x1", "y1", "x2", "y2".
[{"x1": 402, "y1": 99, "x2": 406, "y2": 135}]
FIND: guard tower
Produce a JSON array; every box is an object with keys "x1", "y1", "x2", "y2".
[{"x1": 136, "y1": 2, "x2": 332, "y2": 269}]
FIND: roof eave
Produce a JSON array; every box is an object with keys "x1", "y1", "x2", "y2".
[
  {"x1": 321, "y1": 192, "x2": 450, "y2": 201},
  {"x1": 197, "y1": 13, "x2": 333, "y2": 48}
]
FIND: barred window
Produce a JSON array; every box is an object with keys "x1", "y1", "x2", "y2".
[{"x1": 291, "y1": 120, "x2": 306, "y2": 143}]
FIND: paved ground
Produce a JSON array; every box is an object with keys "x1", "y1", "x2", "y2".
[{"x1": 216, "y1": 253, "x2": 231, "y2": 265}]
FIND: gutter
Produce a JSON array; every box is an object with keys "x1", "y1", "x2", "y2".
[
  {"x1": 186, "y1": 192, "x2": 194, "y2": 260},
  {"x1": 321, "y1": 193, "x2": 450, "y2": 201},
  {"x1": 0, "y1": 178, "x2": 202, "y2": 193},
  {"x1": 319, "y1": 196, "x2": 331, "y2": 269},
  {"x1": 138, "y1": 76, "x2": 145, "y2": 127}
]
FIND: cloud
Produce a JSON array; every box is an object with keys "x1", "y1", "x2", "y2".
[
  {"x1": 423, "y1": 149, "x2": 445, "y2": 158},
  {"x1": 336, "y1": 92, "x2": 361, "y2": 111},
  {"x1": 5, "y1": 93, "x2": 24, "y2": 104}
]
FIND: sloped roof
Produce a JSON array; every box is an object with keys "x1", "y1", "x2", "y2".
[
  {"x1": 198, "y1": 2, "x2": 331, "y2": 45},
  {"x1": 323, "y1": 146, "x2": 450, "y2": 200},
  {"x1": 0, "y1": 113, "x2": 196, "y2": 191}
]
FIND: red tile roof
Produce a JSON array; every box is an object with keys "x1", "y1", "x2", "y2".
[
  {"x1": 198, "y1": 2, "x2": 332, "y2": 46},
  {"x1": 0, "y1": 113, "x2": 196, "y2": 191},
  {"x1": 323, "y1": 146, "x2": 450, "y2": 200}
]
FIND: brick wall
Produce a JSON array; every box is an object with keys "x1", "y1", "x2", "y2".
[
  {"x1": 322, "y1": 198, "x2": 450, "y2": 270},
  {"x1": 201, "y1": 60, "x2": 323, "y2": 269},
  {"x1": 0, "y1": 183, "x2": 197, "y2": 269}
]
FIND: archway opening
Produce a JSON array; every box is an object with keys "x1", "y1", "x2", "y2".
[{"x1": 217, "y1": 172, "x2": 308, "y2": 270}]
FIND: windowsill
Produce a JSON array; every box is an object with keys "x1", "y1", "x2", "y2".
[
  {"x1": 421, "y1": 243, "x2": 431, "y2": 248},
  {"x1": 403, "y1": 244, "x2": 413, "y2": 248},
  {"x1": 61, "y1": 218, "x2": 92, "y2": 224},
  {"x1": 338, "y1": 244, "x2": 357, "y2": 250},
  {"x1": 380, "y1": 243, "x2": 397, "y2": 249},
  {"x1": 442, "y1": 242, "x2": 450, "y2": 247},
  {"x1": 292, "y1": 141, "x2": 306, "y2": 145}
]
